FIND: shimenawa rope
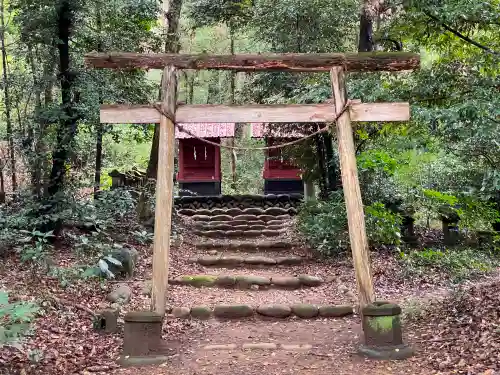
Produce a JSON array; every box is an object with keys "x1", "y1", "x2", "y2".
[{"x1": 152, "y1": 100, "x2": 351, "y2": 151}]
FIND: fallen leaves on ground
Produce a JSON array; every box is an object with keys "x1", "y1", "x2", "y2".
[{"x1": 408, "y1": 279, "x2": 500, "y2": 374}]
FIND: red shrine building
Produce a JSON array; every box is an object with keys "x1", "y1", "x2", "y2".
[
  {"x1": 175, "y1": 122, "x2": 303, "y2": 196},
  {"x1": 176, "y1": 122, "x2": 235, "y2": 196},
  {"x1": 251, "y1": 123, "x2": 304, "y2": 195}
]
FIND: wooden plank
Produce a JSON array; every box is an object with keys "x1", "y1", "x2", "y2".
[
  {"x1": 330, "y1": 66, "x2": 374, "y2": 308},
  {"x1": 85, "y1": 52, "x2": 420, "y2": 72},
  {"x1": 150, "y1": 65, "x2": 177, "y2": 315},
  {"x1": 100, "y1": 102, "x2": 410, "y2": 124}
]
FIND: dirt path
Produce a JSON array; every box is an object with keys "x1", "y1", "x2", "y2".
[
  {"x1": 113, "y1": 317, "x2": 431, "y2": 375},
  {"x1": 113, "y1": 211, "x2": 436, "y2": 375}
]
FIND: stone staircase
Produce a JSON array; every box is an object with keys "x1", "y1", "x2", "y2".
[{"x1": 168, "y1": 195, "x2": 359, "y2": 362}]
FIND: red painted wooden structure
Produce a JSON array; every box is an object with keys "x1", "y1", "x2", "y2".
[
  {"x1": 176, "y1": 123, "x2": 234, "y2": 195},
  {"x1": 252, "y1": 123, "x2": 303, "y2": 174}
]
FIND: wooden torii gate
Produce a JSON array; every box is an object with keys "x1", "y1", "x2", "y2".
[{"x1": 85, "y1": 52, "x2": 419, "y2": 315}]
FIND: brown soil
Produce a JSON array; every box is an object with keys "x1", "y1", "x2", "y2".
[{"x1": 1, "y1": 216, "x2": 498, "y2": 375}]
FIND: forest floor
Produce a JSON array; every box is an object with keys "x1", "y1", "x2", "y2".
[{"x1": 0, "y1": 216, "x2": 499, "y2": 375}]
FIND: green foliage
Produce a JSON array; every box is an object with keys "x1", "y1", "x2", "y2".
[
  {"x1": 365, "y1": 202, "x2": 403, "y2": 246},
  {"x1": 297, "y1": 193, "x2": 349, "y2": 256},
  {"x1": 298, "y1": 195, "x2": 403, "y2": 256},
  {"x1": 16, "y1": 229, "x2": 54, "y2": 270},
  {"x1": 186, "y1": 0, "x2": 254, "y2": 29},
  {"x1": 399, "y1": 247, "x2": 499, "y2": 282},
  {"x1": 358, "y1": 150, "x2": 398, "y2": 176},
  {"x1": 131, "y1": 230, "x2": 154, "y2": 245},
  {"x1": 0, "y1": 291, "x2": 38, "y2": 347},
  {"x1": 221, "y1": 135, "x2": 265, "y2": 195}
]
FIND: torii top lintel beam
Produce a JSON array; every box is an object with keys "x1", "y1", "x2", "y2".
[{"x1": 84, "y1": 52, "x2": 420, "y2": 72}]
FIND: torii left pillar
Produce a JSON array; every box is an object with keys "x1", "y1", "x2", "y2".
[{"x1": 151, "y1": 65, "x2": 177, "y2": 315}]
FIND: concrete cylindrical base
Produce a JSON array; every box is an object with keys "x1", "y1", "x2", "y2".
[
  {"x1": 359, "y1": 302, "x2": 413, "y2": 360},
  {"x1": 123, "y1": 311, "x2": 164, "y2": 357}
]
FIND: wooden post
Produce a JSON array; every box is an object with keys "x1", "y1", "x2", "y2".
[
  {"x1": 330, "y1": 66, "x2": 374, "y2": 307},
  {"x1": 150, "y1": 65, "x2": 177, "y2": 315}
]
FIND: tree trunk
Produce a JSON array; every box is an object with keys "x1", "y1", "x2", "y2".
[
  {"x1": 41, "y1": 53, "x2": 56, "y2": 197},
  {"x1": 1, "y1": 0, "x2": 16, "y2": 192},
  {"x1": 321, "y1": 132, "x2": 338, "y2": 191},
  {"x1": 314, "y1": 134, "x2": 328, "y2": 199},
  {"x1": 0, "y1": 160, "x2": 4, "y2": 203},
  {"x1": 47, "y1": 0, "x2": 77, "y2": 199},
  {"x1": 358, "y1": 0, "x2": 379, "y2": 52},
  {"x1": 27, "y1": 48, "x2": 43, "y2": 198},
  {"x1": 94, "y1": 1, "x2": 104, "y2": 199},
  {"x1": 228, "y1": 24, "x2": 237, "y2": 188},
  {"x1": 146, "y1": 0, "x2": 183, "y2": 180}
]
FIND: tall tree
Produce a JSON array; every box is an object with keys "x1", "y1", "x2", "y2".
[
  {"x1": 0, "y1": 0, "x2": 16, "y2": 193},
  {"x1": 358, "y1": 0, "x2": 379, "y2": 52},
  {"x1": 47, "y1": 0, "x2": 78, "y2": 199},
  {"x1": 146, "y1": 0, "x2": 184, "y2": 180},
  {"x1": 93, "y1": 1, "x2": 104, "y2": 199}
]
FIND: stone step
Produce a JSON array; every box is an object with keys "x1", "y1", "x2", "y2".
[
  {"x1": 191, "y1": 213, "x2": 292, "y2": 223},
  {"x1": 194, "y1": 223, "x2": 288, "y2": 231},
  {"x1": 188, "y1": 254, "x2": 308, "y2": 267},
  {"x1": 168, "y1": 304, "x2": 354, "y2": 320},
  {"x1": 194, "y1": 229, "x2": 286, "y2": 239},
  {"x1": 169, "y1": 274, "x2": 325, "y2": 290},
  {"x1": 193, "y1": 240, "x2": 294, "y2": 252}
]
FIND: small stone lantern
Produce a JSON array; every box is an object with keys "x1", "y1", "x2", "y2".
[
  {"x1": 358, "y1": 301, "x2": 413, "y2": 360},
  {"x1": 118, "y1": 311, "x2": 170, "y2": 367}
]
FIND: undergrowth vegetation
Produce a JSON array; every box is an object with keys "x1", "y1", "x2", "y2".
[
  {"x1": 399, "y1": 247, "x2": 500, "y2": 283},
  {"x1": 0, "y1": 291, "x2": 38, "y2": 348},
  {"x1": 298, "y1": 193, "x2": 403, "y2": 256}
]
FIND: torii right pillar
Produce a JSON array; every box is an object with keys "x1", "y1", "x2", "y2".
[{"x1": 330, "y1": 66, "x2": 413, "y2": 360}]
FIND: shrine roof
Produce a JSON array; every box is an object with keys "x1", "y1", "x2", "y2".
[
  {"x1": 174, "y1": 122, "x2": 309, "y2": 139},
  {"x1": 175, "y1": 123, "x2": 235, "y2": 139},
  {"x1": 251, "y1": 123, "x2": 308, "y2": 138}
]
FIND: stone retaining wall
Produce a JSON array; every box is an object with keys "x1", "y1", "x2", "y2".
[
  {"x1": 174, "y1": 194, "x2": 303, "y2": 212},
  {"x1": 169, "y1": 304, "x2": 354, "y2": 320}
]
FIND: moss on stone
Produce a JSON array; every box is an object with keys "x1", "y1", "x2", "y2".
[
  {"x1": 181, "y1": 275, "x2": 217, "y2": 287},
  {"x1": 367, "y1": 316, "x2": 394, "y2": 333}
]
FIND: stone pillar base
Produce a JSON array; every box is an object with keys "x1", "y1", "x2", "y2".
[
  {"x1": 119, "y1": 311, "x2": 168, "y2": 367},
  {"x1": 359, "y1": 301, "x2": 414, "y2": 360}
]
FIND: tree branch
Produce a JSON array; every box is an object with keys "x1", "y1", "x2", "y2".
[{"x1": 425, "y1": 11, "x2": 500, "y2": 56}]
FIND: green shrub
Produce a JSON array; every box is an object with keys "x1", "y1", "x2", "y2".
[
  {"x1": 0, "y1": 291, "x2": 39, "y2": 347},
  {"x1": 399, "y1": 247, "x2": 498, "y2": 282},
  {"x1": 365, "y1": 202, "x2": 403, "y2": 246},
  {"x1": 297, "y1": 193, "x2": 349, "y2": 256},
  {"x1": 298, "y1": 194, "x2": 403, "y2": 256}
]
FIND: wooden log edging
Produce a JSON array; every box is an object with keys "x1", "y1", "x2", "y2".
[
  {"x1": 169, "y1": 274, "x2": 325, "y2": 289},
  {"x1": 169, "y1": 304, "x2": 354, "y2": 320}
]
